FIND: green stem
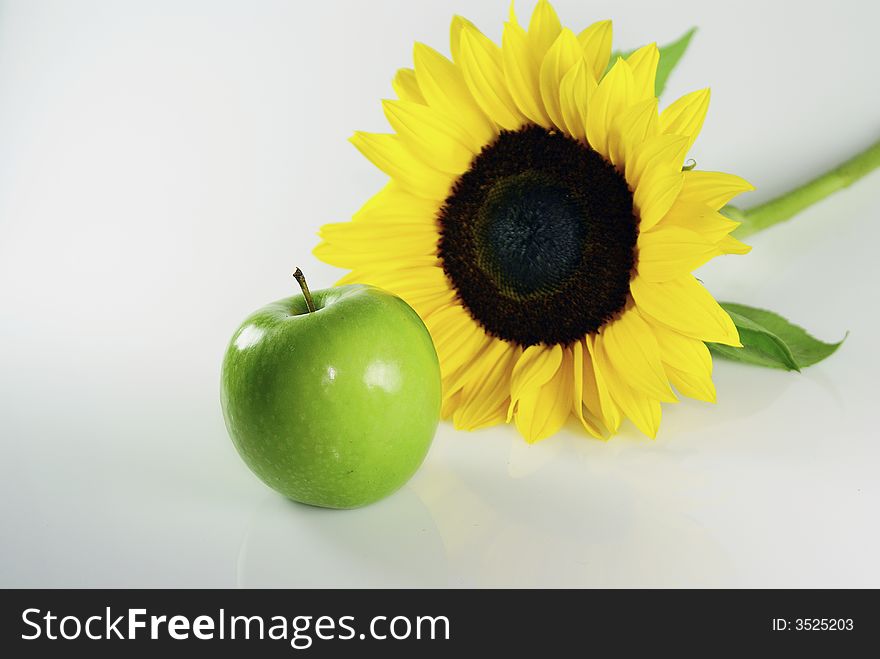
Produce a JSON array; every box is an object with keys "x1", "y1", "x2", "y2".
[
  {"x1": 293, "y1": 268, "x2": 316, "y2": 313},
  {"x1": 731, "y1": 138, "x2": 880, "y2": 239}
]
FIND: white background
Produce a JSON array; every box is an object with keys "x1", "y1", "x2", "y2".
[{"x1": 1, "y1": 0, "x2": 878, "y2": 587}]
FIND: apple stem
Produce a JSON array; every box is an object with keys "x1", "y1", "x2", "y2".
[{"x1": 293, "y1": 268, "x2": 317, "y2": 313}]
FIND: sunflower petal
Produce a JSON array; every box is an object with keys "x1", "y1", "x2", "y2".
[
  {"x1": 318, "y1": 220, "x2": 438, "y2": 256},
  {"x1": 454, "y1": 340, "x2": 521, "y2": 431},
  {"x1": 449, "y1": 14, "x2": 478, "y2": 64},
  {"x1": 459, "y1": 27, "x2": 527, "y2": 130},
  {"x1": 626, "y1": 43, "x2": 659, "y2": 101},
  {"x1": 383, "y1": 99, "x2": 476, "y2": 173},
  {"x1": 528, "y1": 0, "x2": 562, "y2": 60},
  {"x1": 539, "y1": 28, "x2": 583, "y2": 131},
  {"x1": 441, "y1": 389, "x2": 462, "y2": 419},
  {"x1": 585, "y1": 57, "x2": 634, "y2": 158},
  {"x1": 678, "y1": 170, "x2": 755, "y2": 210},
  {"x1": 412, "y1": 42, "x2": 496, "y2": 147},
  {"x1": 313, "y1": 243, "x2": 436, "y2": 269},
  {"x1": 649, "y1": 320, "x2": 716, "y2": 402},
  {"x1": 584, "y1": 335, "x2": 622, "y2": 433},
  {"x1": 666, "y1": 365, "x2": 717, "y2": 403},
  {"x1": 594, "y1": 334, "x2": 662, "y2": 438},
  {"x1": 507, "y1": 344, "x2": 563, "y2": 422},
  {"x1": 392, "y1": 68, "x2": 426, "y2": 104},
  {"x1": 577, "y1": 19, "x2": 612, "y2": 81},
  {"x1": 335, "y1": 264, "x2": 447, "y2": 298},
  {"x1": 353, "y1": 182, "x2": 441, "y2": 223},
  {"x1": 571, "y1": 341, "x2": 605, "y2": 438},
  {"x1": 558, "y1": 58, "x2": 593, "y2": 142},
  {"x1": 502, "y1": 17, "x2": 553, "y2": 126},
  {"x1": 717, "y1": 234, "x2": 752, "y2": 254},
  {"x1": 608, "y1": 97, "x2": 659, "y2": 168},
  {"x1": 637, "y1": 225, "x2": 719, "y2": 282},
  {"x1": 631, "y1": 274, "x2": 741, "y2": 346},
  {"x1": 600, "y1": 309, "x2": 677, "y2": 402},
  {"x1": 634, "y1": 166, "x2": 685, "y2": 231},
  {"x1": 654, "y1": 199, "x2": 739, "y2": 242},
  {"x1": 424, "y1": 303, "x2": 492, "y2": 377},
  {"x1": 350, "y1": 131, "x2": 452, "y2": 200},
  {"x1": 626, "y1": 132, "x2": 689, "y2": 189},
  {"x1": 660, "y1": 88, "x2": 710, "y2": 150},
  {"x1": 649, "y1": 319, "x2": 712, "y2": 372},
  {"x1": 513, "y1": 352, "x2": 573, "y2": 443}
]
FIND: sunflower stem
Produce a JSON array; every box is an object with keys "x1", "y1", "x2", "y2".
[
  {"x1": 729, "y1": 138, "x2": 880, "y2": 239},
  {"x1": 293, "y1": 268, "x2": 316, "y2": 313}
]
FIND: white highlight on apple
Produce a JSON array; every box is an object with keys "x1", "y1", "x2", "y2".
[
  {"x1": 234, "y1": 325, "x2": 265, "y2": 351},
  {"x1": 363, "y1": 361, "x2": 401, "y2": 393}
]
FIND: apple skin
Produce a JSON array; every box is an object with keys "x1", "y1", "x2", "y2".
[{"x1": 221, "y1": 284, "x2": 441, "y2": 509}]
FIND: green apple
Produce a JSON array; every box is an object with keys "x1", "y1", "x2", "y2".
[{"x1": 221, "y1": 270, "x2": 441, "y2": 509}]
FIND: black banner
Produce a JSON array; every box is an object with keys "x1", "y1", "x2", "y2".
[{"x1": 0, "y1": 589, "x2": 873, "y2": 655}]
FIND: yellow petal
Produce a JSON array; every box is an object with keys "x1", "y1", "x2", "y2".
[
  {"x1": 318, "y1": 220, "x2": 438, "y2": 256},
  {"x1": 350, "y1": 131, "x2": 453, "y2": 200},
  {"x1": 334, "y1": 260, "x2": 446, "y2": 304},
  {"x1": 442, "y1": 333, "x2": 496, "y2": 399},
  {"x1": 507, "y1": 344, "x2": 563, "y2": 422},
  {"x1": 405, "y1": 288, "x2": 458, "y2": 319},
  {"x1": 600, "y1": 309, "x2": 677, "y2": 402},
  {"x1": 558, "y1": 58, "x2": 594, "y2": 141},
  {"x1": 334, "y1": 267, "x2": 454, "y2": 322},
  {"x1": 528, "y1": 0, "x2": 562, "y2": 60},
  {"x1": 666, "y1": 365, "x2": 716, "y2": 403},
  {"x1": 660, "y1": 88, "x2": 710, "y2": 150},
  {"x1": 594, "y1": 334, "x2": 662, "y2": 438},
  {"x1": 557, "y1": 58, "x2": 595, "y2": 143},
  {"x1": 449, "y1": 14, "x2": 477, "y2": 64},
  {"x1": 637, "y1": 225, "x2": 719, "y2": 282},
  {"x1": 382, "y1": 99, "x2": 476, "y2": 174},
  {"x1": 654, "y1": 198, "x2": 739, "y2": 242},
  {"x1": 502, "y1": 17, "x2": 552, "y2": 127},
  {"x1": 634, "y1": 167, "x2": 684, "y2": 231},
  {"x1": 453, "y1": 340, "x2": 521, "y2": 431},
  {"x1": 626, "y1": 43, "x2": 659, "y2": 101},
  {"x1": 577, "y1": 19, "x2": 612, "y2": 81},
  {"x1": 392, "y1": 68, "x2": 425, "y2": 104},
  {"x1": 649, "y1": 320, "x2": 716, "y2": 402},
  {"x1": 441, "y1": 389, "x2": 462, "y2": 419},
  {"x1": 313, "y1": 242, "x2": 436, "y2": 269},
  {"x1": 649, "y1": 319, "x2": 711, "y2": 372},
  {"x1": 459, "y1": 27, "x2": 527, "y2": 130},
  {"x1": 631, "y1": 274, "x2": 741, "y2": 346},
  {"x1": 353, "y1": 182, "x2": 441, "y2": 223},
  {"x1": 539, "y1": 28, "x2": 583, "y2": 131},
  {"x1": 585, "y1": 57, "x2": 634, "y2": 158},
  {"x1": 607, "y1": 97, "x2": 659, "y2": 168},
  {"x1": 335, "y1": 264, "x2": 449, "y2": 307},
  {"x1": 584, "y1": 335, "x2": 622, "y2": 433},
  {"x1": 513, "y1": 350, "x2": 573, "y2": 443},
  {"x1": 717, "y1": 234, "x2": 752, "y2": 255},
  {"x1": 413, "y1": 42, "x2": 496, "y2": 147},
  {"x1": 626, "y1": 132, "x2": 689, "y2": 189},
  {"x1": 571, "y1": 340, "x2": 605, "y2": 438},
  {"x1": 424, "y1": 303, "x2": 491, "y2": 377},
  {"x1": 678, "y1": 170, "x2": 755, "y2": 210}
]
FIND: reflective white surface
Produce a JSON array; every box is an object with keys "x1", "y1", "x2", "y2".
[{"x1": 1, "y1": 0, "x2": 878, "y2": 587}]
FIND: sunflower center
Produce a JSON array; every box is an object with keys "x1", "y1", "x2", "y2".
[
  {"x1": 476, "y1": 172, "x2": 586, "y2": 299},
  {"x1": 438, "y1": 125, "x2": 638, "y2": 347}
]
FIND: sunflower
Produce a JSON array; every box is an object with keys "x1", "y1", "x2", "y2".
[{"x1": 315, "y1": 0, "x2": 753, "y2": 442}]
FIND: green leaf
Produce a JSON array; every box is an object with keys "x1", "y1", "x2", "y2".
[
  {"x1": 606, "y1": 27, "x2": 697, "y2": 98},
  {"x1": 707, "y1": 302, "x2": 845, "y2": 371},
  {"x1": 654, "y1": 27, "x2": 697, "y2": 98}
]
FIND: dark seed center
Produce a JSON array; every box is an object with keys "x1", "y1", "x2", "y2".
[
  {"x1": 476, "y1": 172, "x2": 586, "y2": 299},
  {"x1": 438, "y1": 125, "x2": 638, "y2": 347}
]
